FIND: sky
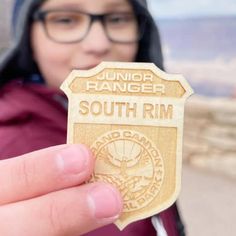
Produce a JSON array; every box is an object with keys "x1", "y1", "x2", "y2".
[{"x1": 147, "y1": 0, "x2": 236, "y2": 19}]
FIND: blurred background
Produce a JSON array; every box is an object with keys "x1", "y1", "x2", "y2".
[
  {"x1": 147, "y1": 0, "x2": 236, "y2": 235},
  {"x1": 149, "y1": 0, "x2": 236, "y2": 97},
  {"x1": 1, "y1": 0, "x2": 236, "y2": 235}
]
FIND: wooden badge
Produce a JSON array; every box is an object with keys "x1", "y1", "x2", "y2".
[{"x1": 61, "y1": 62, "x2": 193, "y2": 230}]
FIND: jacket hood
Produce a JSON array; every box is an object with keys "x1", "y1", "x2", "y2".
[{"x1": 0, "y1": 0, "x2": 163, "y2": 85}]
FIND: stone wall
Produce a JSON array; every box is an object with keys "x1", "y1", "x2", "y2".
[{"x1": 183, "y1": 95, "x2": 236, "y2": 179}]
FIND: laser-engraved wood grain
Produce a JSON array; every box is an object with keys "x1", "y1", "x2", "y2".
[{"x1": 61, "y1": 62, "x2": 193, "y2": 230}]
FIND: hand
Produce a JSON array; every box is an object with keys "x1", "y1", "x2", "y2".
[{"x1": 0, "y1": 145, "x2": 123, "y2": 235}]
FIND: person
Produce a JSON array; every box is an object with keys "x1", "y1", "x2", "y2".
[{"x1": 0, "y1": 0, "x2": 185, "y2": 235}]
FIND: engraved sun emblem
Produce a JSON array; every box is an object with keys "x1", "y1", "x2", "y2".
[
  {"x1": 106, "y1": 140, "x2": 144, "y2": 177},
  {"x1": 90, "y1": 130, "x2": 164, "y2": 212}
]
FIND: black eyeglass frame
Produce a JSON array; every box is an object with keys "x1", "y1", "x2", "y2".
[{"x1": 33, "y1": 9, "x2": 148, "y2": 44}]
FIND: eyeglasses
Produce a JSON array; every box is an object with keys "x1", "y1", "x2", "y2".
[{"x1": 33, "y1": 10, "x2": 147, "y2": 44}]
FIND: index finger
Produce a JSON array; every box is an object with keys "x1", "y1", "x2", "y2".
[{"x1": 0, "y1": 144, "x2": 94, "y2": 205}]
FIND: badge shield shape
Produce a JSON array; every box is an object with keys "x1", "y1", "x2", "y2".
[{"x1": 61, "y1": 62, "x2": 193, "y2": 230}]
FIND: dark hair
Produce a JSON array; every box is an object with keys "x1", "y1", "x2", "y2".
[
  {"x1": 130, "y1": 0, "x2": 164, "y2": 69},
  {"x1": 0, "y1": 1, "x2": 42, "y2": 84}
]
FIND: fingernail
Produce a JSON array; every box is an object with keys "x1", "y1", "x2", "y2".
[
  {"x1": 88, "y1": 184, "x2": 122, "y2": 219},
  {"x1": 57, "y1": 145, "x2": 90, "y2": 174}
]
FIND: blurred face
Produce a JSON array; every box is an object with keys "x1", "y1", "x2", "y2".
[{"x1": 31, "y1": 0, "x2": 139, "y2": 88}]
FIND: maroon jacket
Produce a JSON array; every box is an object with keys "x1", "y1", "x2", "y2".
[{"x1": 0, "y1": 80, "x2": 183, "y2": 236}]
